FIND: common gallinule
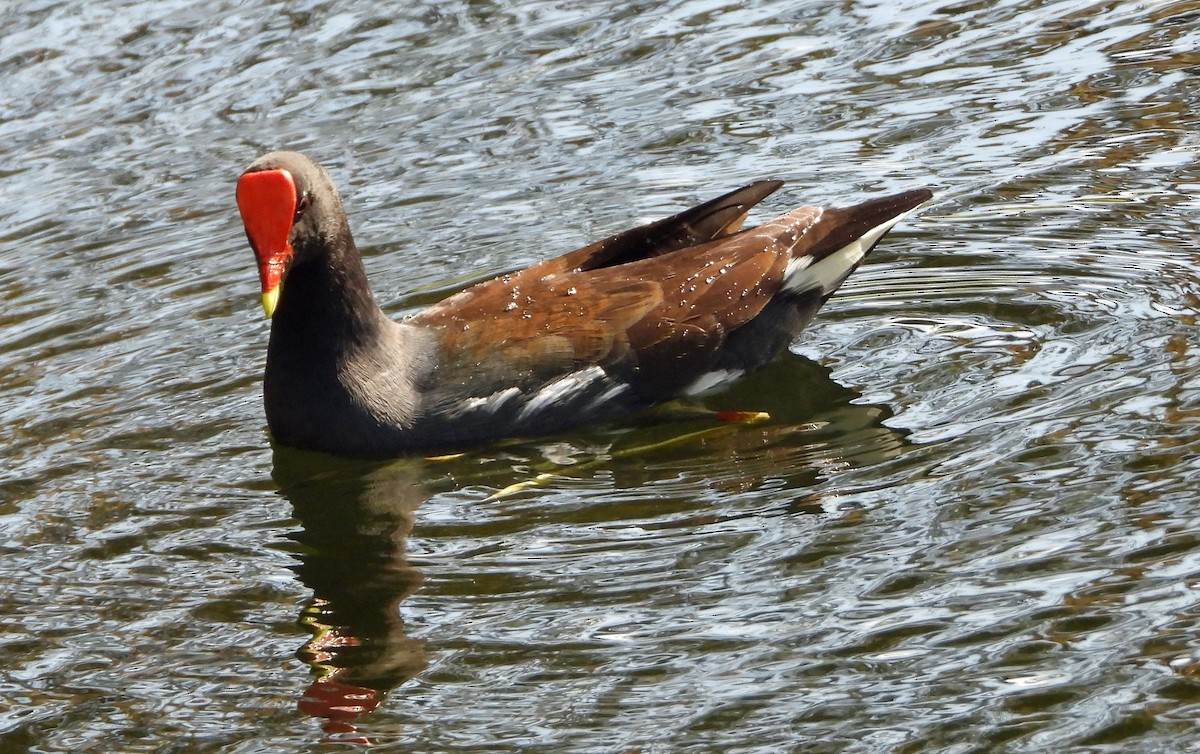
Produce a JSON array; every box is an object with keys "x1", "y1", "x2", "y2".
[{"x1": 236, "y1": 151, "x2": 931, "y2": 457}]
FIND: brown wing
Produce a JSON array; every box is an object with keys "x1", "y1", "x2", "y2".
[
  {"x1": 412, "y1": 204, "x2": 824, "y2": 398},
  {"x1": 524, "y1": 180, "x2": 784, "y2": 275}
]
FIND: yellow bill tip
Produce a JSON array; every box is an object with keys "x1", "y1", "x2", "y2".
[{"x1": 262, "y1": 285, "x2": 281, "y2": 319}]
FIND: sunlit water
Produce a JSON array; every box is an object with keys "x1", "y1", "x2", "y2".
[{"x1": 2, "y1": 0, "x2": 1200, "y2": 751}]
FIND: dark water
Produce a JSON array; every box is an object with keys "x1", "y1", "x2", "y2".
[{"x1": 3, "y1": 0, "x2": 1200, "y2": 751}]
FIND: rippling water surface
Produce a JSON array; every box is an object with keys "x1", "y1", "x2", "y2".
[{"x1": 3, "y1": 0, "x2": 1200, "y2": 751}]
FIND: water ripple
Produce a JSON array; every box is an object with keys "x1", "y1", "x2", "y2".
[{"x1": 3, "y1": 0, "x2": 1200, "y2": 751}]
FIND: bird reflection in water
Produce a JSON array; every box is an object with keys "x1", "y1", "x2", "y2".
[
  {"x1": 273, "y1": 451, "x2": 429, "y2": 745},
  {"x1": 270, "y1": 353, "x2": 909, "y2": 743}
]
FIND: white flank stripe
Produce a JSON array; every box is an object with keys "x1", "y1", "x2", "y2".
[
  {"x1": 683, "y1": 369, "x2": 745, "y2": 397},
  {"x1": 517, "y1": 366, "x2": 606, "y2": 421},
  {"x1": 450, "y1": 387, "x2": 520, "y2": 417},
  {"x1": 783, "y1": 207, "x2": 916, "y2": 294},
  {"x1": 589, "y1": 381, "x2": 631, "y2": 409}
]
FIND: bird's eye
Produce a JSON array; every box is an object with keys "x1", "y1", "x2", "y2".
[{"x1": 294, "y1": 191, "x2": 311, "y2": 222}]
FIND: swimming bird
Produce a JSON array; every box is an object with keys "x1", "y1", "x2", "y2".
[{"x1": 236, "y1": 151, "x2": 930, "y2": 456}]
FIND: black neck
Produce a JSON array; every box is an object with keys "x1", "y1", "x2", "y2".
[{"x1": 270, "y1": 227, "x2": 389, "y2": 359}]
